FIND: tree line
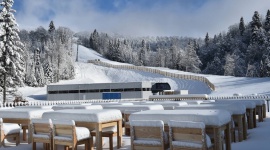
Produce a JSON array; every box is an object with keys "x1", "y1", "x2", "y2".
[{"x1": 78, "y1": 10, "x2": 270, "y2": 77}]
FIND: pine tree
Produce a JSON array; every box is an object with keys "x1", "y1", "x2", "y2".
[
  {"x1": 251, "y1": 11, "x2": 262, "y2": 29},
  {"x1": 48, "y1": 20, "x2": 55, "y2": 33},
  {"x1": 184, "y1": 41, "x2": 201, "y2": 73},
  {"x1": 138, "y1": 39, "x2": 147, "y2": 66},
  {"x1": 265, "y1": 10, "x2": 270, "y2": 32},
  {"x1": 89, "y1": 29, "x2": 99, "y2": 51},
  {"x1": 239, "y1": 17, "x2": 245, "y2": 36},
  {"x1": 34, "y1": 48, "x2": 45, "y2": 86},
  {"x1": 0, "y1": 0, "x2": 25, "y2": 103},
  {"x1": 204, "y1": 32, "x2": 210, "y2": 46}
]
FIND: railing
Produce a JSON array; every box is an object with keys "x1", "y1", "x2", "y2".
[
  {"x1": 1, "y1": 94, "x2": 269, "y2": 108},
  {"x1": 149, "y1": 94, "x2": 208, "y2": 101},
  {"x1": 0, "y1": 98, "x2": 147, "y2": 108},
  {"x1": 88, "y1": 59, "x2": 216, "y2": 91}
]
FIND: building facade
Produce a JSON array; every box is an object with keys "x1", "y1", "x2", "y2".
[{"x1": 47, "y1": 82, "x2": 153, "y2": 101}]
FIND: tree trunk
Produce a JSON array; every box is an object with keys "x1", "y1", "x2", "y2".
[{"x1": 3, "y1": 72, "x2": 6, "y2": 104}]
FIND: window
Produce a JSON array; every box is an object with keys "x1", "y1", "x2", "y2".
[
  {"x1": 48, "y1": 91, "x2": 58, "y2": 94},
  {"x1": 88, "y1": 89, "x2": 99, "y2": 93},
  {"x1": 80, "y1": 90, "x2": 88, "y2": 93},
  {"x1": 111, "y1": 89, "x2": 123, "y2": 92},
  {"x1": 58, "y1": 90, "x2": 69, "y2": 94},
  {"x1": 100, "y1": 89, "x2": 110, "y2": 92},
  {"x1": 134, "y1": 88, "x2": 142, "y2": 91},
  {"x1": 69, "y1": 90, "x2": 79, "y2": 93},
  {"x1": 124, "y1": 88, "x2": 134, "y2": 91}
]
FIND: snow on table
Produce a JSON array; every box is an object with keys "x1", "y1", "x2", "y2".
[
  {"x1": 181, "y1": 100, "x2": 206, "y2": 105},
  {"x1": 186, "y1": 103, "x2": 246, "y2": 115},
  {"x1": 52, "y1": 105, "x2": 102, "y2": 110},
  {"x1": 213, "y1": 100, "x2": 256, "y2": 109},
  {"x1": 0, "y1": 108, "x2": 54, "y2": 119},
  {"x1": 91, "y1": 102, "x2": 134, "y2": 106},
  {"x1": 129, "y1": 109, "x2": 231, "y2": 126},
  {"x1": 42, "y1": 109, "x2": 122, "y2": 123},
  {"x1": 138, "y1": 101, "x2": 188, "y2": 107},
  {"x1": 14, "y1": 106, "x2": 53, "y2": 109},
  {"x1": 102, "y1": 104, "x2": 164, "y2": 113}
]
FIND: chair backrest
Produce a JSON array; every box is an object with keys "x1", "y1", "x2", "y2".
[
  {"x1": 168, "y1": 120, "x2": 210, "y2": 149},
  {"x1": 130, "y1": 120, "x2": 166, "y2": 148},
  {"x1": 52, "y1": 120, "x2": 76, "y2": 141},
  {"x1": 31, "y1": 118, "x2": 53, "y2": 136}
]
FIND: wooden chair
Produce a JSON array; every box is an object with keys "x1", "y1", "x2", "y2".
[
  {"x1": 91, "y1": 126, "x2": 117, "y2": 150},
  {"x1": 168, "y1": 120, "x2": 213, "y2": 150},
  {"x1": 0, "y1": 118, "x2": 20, "y2": 147},
  {"x1": 130, "y1": 120, "x2": 169, "y2": 150},
  {"x1": 31, "y1": 118, "x2": 53, "y2": 150},
  {"x1": 123, "y1": 110, "x2": 142, "y2": 136},
  {"x1": 52, "y1": 119, "x2": 93, "y2": 150}
]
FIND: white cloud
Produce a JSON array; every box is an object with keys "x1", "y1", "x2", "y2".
[{"x1": 14, "y1": 0, "x2": 270, "y2": 38}]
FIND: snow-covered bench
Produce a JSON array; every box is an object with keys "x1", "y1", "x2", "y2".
[
  {"x1": 130, "y1": 120, "x2": 169, "y2": 150},
  {"x1": 175, "y1": 103, "x2": 247, "y2": 142},
  {"x1": 129, "y1": 109, "x2": 232, "y2": 150},
  {"x1": 0, "y1": 108, "x2": 53, "y2": 143},
  {"x1": 42, "y1": 109, "x2": 122, "y2": 150},
  {"x1": 168, "y1": 120, "x2": 213, "y2": 150}
]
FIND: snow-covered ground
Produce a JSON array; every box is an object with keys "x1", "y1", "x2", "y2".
[
  {"x1": 4, "y1": 44, "x2": 270, "y2": 150},
  {"x1": 18, "y1": 44, "x2": 270, "y2": 101}
]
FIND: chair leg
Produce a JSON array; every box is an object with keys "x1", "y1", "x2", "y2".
[
  {"x1": 22, "y1": 126, "x2": 27, "y2": 141},
  {"x1": 85, "y1": 142, "x2": 88, "y2": 150},
  {"x1": 64, "y1": 145, "x2": 69, "y2": 150},
  {"x1": 109, "y1": 135, "x2": 113, "y2": 150},
  {"x1": 90, "y1": 137, "x2": 94, "y2": 150},
  {"x1": 16, "y1": 134, "x2": 20, "y2": 146},
  {"x1": 32, "y1": 142, "x2": 36, "y2": 150}
]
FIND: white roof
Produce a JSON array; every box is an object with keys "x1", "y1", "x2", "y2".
[{"x1": 42, "y1": 109, "x2": 122, "y2": 123}]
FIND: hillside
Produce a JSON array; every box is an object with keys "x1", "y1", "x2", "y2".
[{"x1": 18, "y1": 44, "x2": 270, "y2": 101}]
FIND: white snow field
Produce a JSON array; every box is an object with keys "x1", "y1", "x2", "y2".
[{"x1": 2, "y1": 44, "x2": 270, "y2": 150}]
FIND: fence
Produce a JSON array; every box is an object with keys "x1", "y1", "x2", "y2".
[
  {"x1": 1, "y1": 94, "x2": 269, "y2": 108},
  {"x1": 88, "y1": 59, "x2": 216, "y2": 91}
]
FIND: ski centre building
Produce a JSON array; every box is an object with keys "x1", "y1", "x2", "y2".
[{"x1": 46, "y1": 82, "x2": 170, "y2": 101}]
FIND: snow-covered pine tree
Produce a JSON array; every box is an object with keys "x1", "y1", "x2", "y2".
[
  {"x1": 239, "y1": 17, "x2": 245, "y2": 36},
  {"x1": 224, "y1": 53, "x2": 236, "y2": 76},
  {"x1": 184, "y1": 41, "x2": 201, "y2": 73},
  {"x1": 48, "y1": 20, "x2": 55, "y2": 33},
  {"x1": 204, "y1": 32, "x2": 210, "y2": 46},
  {"x1": 138, "y1": 39, "x2": 147, "y2": 66},
  {"x1": 0, "y1": 0, "x2": 25, "y2": 103},
  {"x1": 264, "y1": 10, "x2": 270, "y2": 32},
  {"x1": 34, "y1": 48, "x2": 45, "y2": 86}
]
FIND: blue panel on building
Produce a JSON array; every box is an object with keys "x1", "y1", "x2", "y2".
[{"x1": 102, "y1": 93, "x2": 121, "y2": 99}]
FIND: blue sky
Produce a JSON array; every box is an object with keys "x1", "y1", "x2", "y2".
[{"x1": 11, "y1": 0, "x2": 270, "y2": 38}]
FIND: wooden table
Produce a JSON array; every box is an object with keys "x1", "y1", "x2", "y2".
[
  {"x1": 42, "y1": 109, "x2": 122, "y2": 150},
  {"x1": 129, "y1": 109, "x2": 232, "y2": 150},
  {"x1": 215, "y1": 100, "x2": 257, "y2": 128},
  {"x1": 176, "y1": 103, "x2": 247, "y2": 142},
  {"x1": 0, "y1": 108, "x2": 53, "y2": 143}
]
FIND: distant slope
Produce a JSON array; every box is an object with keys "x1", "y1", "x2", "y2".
[{"x1": 18, "y1": 44, "x2": 270, "y2": 101}]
